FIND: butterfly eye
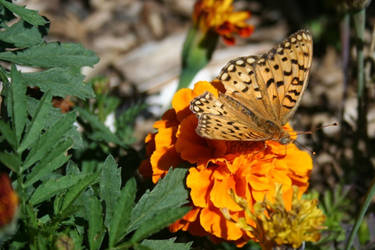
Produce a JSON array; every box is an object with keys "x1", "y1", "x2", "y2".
[{"x1": 279, "y1": 137, "x2": 291, "y2": 145}]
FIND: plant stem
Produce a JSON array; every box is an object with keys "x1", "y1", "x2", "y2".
[
  {"x1": 353, "y1": 8, "x2": 366, "y2": 139},
  {"x1": 345, "y1": 177, "x2": 375, "y2": 250}
]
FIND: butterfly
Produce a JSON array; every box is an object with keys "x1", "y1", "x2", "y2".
[{"x1": 190, "y1": 30, "x2": 313, "y2": 145}]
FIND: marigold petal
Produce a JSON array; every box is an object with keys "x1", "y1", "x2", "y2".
[
  {"x1": 150, "y1": 145, "x2": 182, "y2": 183},
  {"x1": 238, "y1": 25, "x2": 254, "y2": 37},
  {"x1": 154, "y1": 126, "x2": 177, "y2": 149},
  {"x1": 200, "y1": 207, "x2": 243, "y2": 240},
  {"x1": 138, "y1": 159, "x2": 152, "y2": 179},
  {"x1": 192, "y1": 80, "x2": 221, "y2": 97},
  {"x1": 0, "y1": 174, "x2": 18, "y2": 227},
  {"x1": 187, "y1": 165, "x2": 212, "y2": 207},
  {"x1": 170, "y1": 207, "x2": 200, "y2": 232},
  {"x1": 153, "y1": 109, "x2": 179, "y2": 129},
  {"x1": 210, "y1": 174, "x2": 242, "y2": 211},
  {"x1": 172, "y1": 88, "x2": 195, "y2": 122},
  {"x1": 227, "y1": 11, "x2": 251, "y2": 23},
  {"x1": 222, "y1": 35, "x2": 235, "y2": 45}
]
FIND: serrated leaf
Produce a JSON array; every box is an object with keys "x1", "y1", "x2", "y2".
[
  {"x1": 116, "y1": 103, "x2": 146, "y2": 144},
  {"x1": 127, "y1": 168, "x2": 189, "y2": 233},
  {"x1": 23, "y1": 112, "x2": 76, "y2": 169},
  {"x1": 0, "y1": 21, "x2": 43, "y2": 47},
  {"x1": 100, "y1": 155, "x2": 121, "y2": 229},
  {"x1": 0, "y1": 151, "x2": 20, "y2": 173},
  {"x1": 23, "y1": 68, "x2": 95, "y2": 99},
  {"x1": 0, "y1": 42, "x2": 99, "y2": 69},
  {"x1": 9, "y1": 65, "x2": 27, "y2": 145},
  {"x1": 86, "y1": 196, "x2": 105, "y2": 250},
  {"x1": 60, "y1": 171, "x2": 99, "y2": 214},
  {"x1": 109, "y1": 178, "x2": 137, "y2": 247},
  {"x1": 66, "y1": 126, "x2": 84, "y2": 149},
  {"x1": 140, "y1": 238, "x2": 192, "y2": 250},
  {"x1": 24, "y1": 139, "x2": 72, "y2": 187},
  {"x1": 76, "y1": 107, "x2": 125, "y2": 147},
  {"x1": 130, "y1": 207, "x2": 190, "y2": 243},
  {"x1": 0, "y1": 0, "x2": 47, "y2": 26},
  {"x1": 133, "y1": 245, "x2": 152, "y2": 250},
  {"x1": 17, "y1": 91, "x2": 52, "y2": 153},
  {"x1": 29, "y1": 173, "x2": 88, "y2": 205},
  {"x1": 0, "y1": 120, "x2": 16, "y2": 150}
]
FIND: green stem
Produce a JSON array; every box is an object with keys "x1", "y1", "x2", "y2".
[
  {"x1": 176, "y1": 27, "x2": 218, "y2": 91},
  {"x1": 345, "y1": 177, "x2": 375, "y2": 250},
  {"x1": 353, "y1": 8, "x2": 366, "y2": 139},
  {"x1": 339, "y1": 13, "x2": 350, "y2": 125}
]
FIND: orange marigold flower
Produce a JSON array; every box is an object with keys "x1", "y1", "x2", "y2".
[
  {"x1": 193, "y1": 0, "x2": 254, "y2": 45},
  {"x1": 140, "y1": 81, "x2": 313, "y2": 246},
  {"x1": 0, "y1": 173, "x2": 18, "y2": 228},
  {"x1": 52, "y1": 96, "x2": 74, "y2": 113}
]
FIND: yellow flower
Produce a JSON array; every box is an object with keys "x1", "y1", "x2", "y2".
[
  {"x1": 226, "y1": 185, "x2": 326, "y2": 249},
  {"x1": 193, "y1": 0, "x2": 253, "y2": 45}
]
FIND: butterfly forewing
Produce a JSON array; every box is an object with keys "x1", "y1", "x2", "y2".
[
  {"x1": 190, "y1": 30, "x2": 313, "y2": 142},
  {"x1": 277, "y1": 31, "x2": 313, "y2": 124}
]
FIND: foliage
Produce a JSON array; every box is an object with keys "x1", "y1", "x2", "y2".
[{"x1": 0, "y1": 1, "x2": 191, "y2": 249}]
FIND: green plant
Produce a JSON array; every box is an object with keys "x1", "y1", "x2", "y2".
[{"x1": 0, "y1": 1, "x2": 191, "y2": 249}]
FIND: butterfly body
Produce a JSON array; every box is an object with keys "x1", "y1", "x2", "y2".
[{"x1": 190, "y1": 30, "x2": 312, "y2": 144}]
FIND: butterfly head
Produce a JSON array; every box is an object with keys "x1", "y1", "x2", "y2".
[{"x1": 278, "y1": 130, "x2": 292, "y2": 145}]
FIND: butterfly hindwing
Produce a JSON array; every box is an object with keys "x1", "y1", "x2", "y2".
[{"x1": 190, "y1": 92, "x2": 270, "y2": 141}]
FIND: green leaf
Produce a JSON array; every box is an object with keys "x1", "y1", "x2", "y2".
[
  {"x1": 23, "y1": 112, "x2": 76, "y2": 169},
  {"x1": 29, "y1": 173, "x2": 89, "y2": 205},
  {"x1": 23, "y1": 68, "x2": 95, "y2": 99},
  {"x1": 0, "y1": 21, "x2": 43, "y2": 47},
  {"x1": 60, "y1": 172, "x2": 99, "y2": 214},
  {"x1": 76, "y1": 107, "x2": 125, "y2": 147},
  {"x1": 127, "y1": 168, "x2": 189, "y2": 233},
  {"x1": 133, "y1": 245, "x2": 152, "y2": 250},
  {"x1": 140, "y1": 238, "x2": 192, "y2": 250},
  {"x1": 86, "y1": 196, "x2": 105, "y2": 250},
  {"x1": 0, "y1": 120, "x2": 17, "y2": 150},
  {"x1": 116, "y1": 103, "x2": 146, "y2": 144},
  {"x1": 9, "y1": 65, "x2": 27, "y2": 145},
  {"x1": 0, "y1": 151, "x2": 20, "y2": 173},
  {"x1": 130, "y1": 207, "x2": 190, "y2": 243},
  {"x1": 109, "y1": 178, "x2": 137, "y2": 247},
  {"x1": 17, "y1": 91, "x2": 52, "y2": 153},
  {"x1": 24, "y1": 139, "x2": 72, "y2": 186},
  {"x1": 0, "y1": 42, "x2": 99, "y2": 69},
  {"x1": 100, "y1": 155, "x2": 121, "y2": 229},
  {"x1": 0, "y1": 0, "x2": 47, "y2": 26}
]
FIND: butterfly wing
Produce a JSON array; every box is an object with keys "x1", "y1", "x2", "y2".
[
  {"x1": 190, "y1": 92, "x2": 272, "y2": 141},
  {"x1": 218, "y1": 30, "x2": 313, "y2": 126},
  {"x1": 276, "y1": 30, "x2": 313, "y2": 124}
]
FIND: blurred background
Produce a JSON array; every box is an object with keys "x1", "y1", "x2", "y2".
[{"x1": 21, "y1": 0, "x2": 375, "y2": 214}]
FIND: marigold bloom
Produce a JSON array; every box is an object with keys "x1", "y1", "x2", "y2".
[
  {"x1": 193, "y1": 0, "x2": 253, "y2": 45},
  {"x1": 0, "y1": 173, "x2": 18, "y2": 228},
  {"x1": 226, "y1": 185, "x2": 326, "y2": 249},
  {"x1": 52, "y1": 96, "x2": 74, "y2": 113},
  {"x1": 139, "y1": 81, "x2": 313, "y2": 246}
]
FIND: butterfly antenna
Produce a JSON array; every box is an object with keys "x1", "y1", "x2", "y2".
[
  {"x1": 293, "y1": 122, "x2": 338, "y2": 155},
  {"x1": 295, "y1": 122, "x2": 339, "y2": 135}
]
